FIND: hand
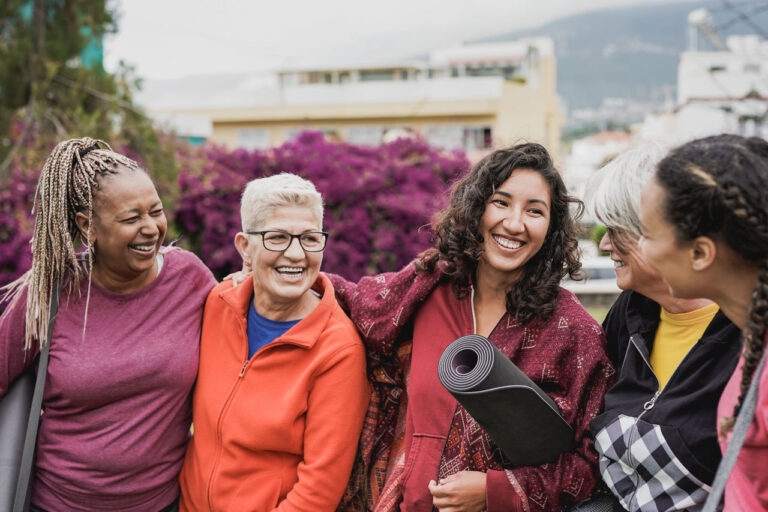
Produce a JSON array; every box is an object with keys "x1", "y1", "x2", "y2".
[
  {"x1": 226, "y1": 260, "x2": 252, "y2": 287},
  {"x1": 428, "y1": 471, "x2": 487, "y2": 512}
]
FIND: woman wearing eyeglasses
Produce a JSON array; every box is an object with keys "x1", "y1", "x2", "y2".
[{"x1": 178, "y1": 173, "x2": 369, "y2": 512}]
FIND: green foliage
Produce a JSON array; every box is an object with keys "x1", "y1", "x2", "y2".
[
  {"x1": 0, "y1": 0, "x2": 176, "y2": 187},
  {"x1": 589, "y1": 223, "x2": 608, "y2": 255}
]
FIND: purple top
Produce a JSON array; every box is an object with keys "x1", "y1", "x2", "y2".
[{"x1": 0, "y1": 248, "x2": 216, "y2": 512}]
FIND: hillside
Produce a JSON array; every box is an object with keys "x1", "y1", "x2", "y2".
[{"x1": 484, "y1": 0, "x2": 768, "y2": 109}]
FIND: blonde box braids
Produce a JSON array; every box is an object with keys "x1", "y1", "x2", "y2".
[{"x1": 3, "y1": 137, "x2": 139, "y2": 350}]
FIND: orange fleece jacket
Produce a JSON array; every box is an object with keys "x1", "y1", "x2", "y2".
[{"x1": 179, "y1": 273, "x2": 369, "y2": 512}]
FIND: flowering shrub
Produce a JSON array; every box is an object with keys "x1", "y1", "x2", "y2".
[
  {"x1": 175, "y1": 132, "x2": 469, "y2": 280},
  {"x1": 0, "y1": 166, "x2": 36, "y2": 288},
  {"x1": 0, "y1": 132, "x2": 469, "y2": 292}
]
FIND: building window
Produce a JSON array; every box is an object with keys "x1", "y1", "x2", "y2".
[
  {"x1": 359, "y1": 70, "x2": 395, "y2": 81},
  {"x1": 286, "y1": 127, "x2": 340, "y2": 142},
  {"x1": 424, "y1": 125, "x2": 464, "y2": 149},
  {"x1": 347, "y1": 126, "x2": 384, "y2": 145},
  {"x1": 745, "y1": 62, "x2": 760, "y2": 73},
  {"x1": 463, "y1": 127, "x2": 493, "y2": 150},
  {"x1": 237, "y1": 129, "x2": 270, "y2": 150}
]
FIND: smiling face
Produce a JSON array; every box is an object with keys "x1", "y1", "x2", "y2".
[
  {"x1": 236, "y1": 205, "x2": 323, "y2": 314},
  {"x1": 477, "y1": 168, "x2": 551, "y2": 285},
  {"x1": 598, "y1": 229, "x2": 663, "y2": 294},
  {"x1": 638, "y1": 177, "x2": 700, "y2": 298},
  {"x1": 82, "y1": 168, "x2": 167, "y2": 291}
]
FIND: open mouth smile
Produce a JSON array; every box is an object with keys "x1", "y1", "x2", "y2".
[
  {"x1": 129, "y1": 242, "x2": 157, "y2": 254},
  {"x1": 492, "y1": 235, "x2": 524, "y2": 250},
  {"x1": 276, "y1": 266, "x2": 305, "y2": 281}
]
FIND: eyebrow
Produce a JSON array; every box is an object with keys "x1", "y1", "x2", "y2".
[{"x1": 493, "y1": 190, "x2": 549, "y2": 210}]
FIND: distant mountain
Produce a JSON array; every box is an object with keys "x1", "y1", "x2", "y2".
[{"x1": 483, "y1": 0, "x2": 768, "y2": 109}]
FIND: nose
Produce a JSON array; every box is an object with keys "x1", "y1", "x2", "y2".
[
  {"x1": 502, "y1": 212, "x2": 524, "y2": 233},
  {"x1": 598, "y1": 231, "x2": 612, "y2": 253},
  {"x1": 139, "y1": 214, "x2": 159, "y2": 237},
  {"x1": 283, "y1": 236, "x2": 305, "y2": 259}
]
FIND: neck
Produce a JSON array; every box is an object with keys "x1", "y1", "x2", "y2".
[
  {"x1": 709, "y1": 265, "x2": 761, "y2": 330},
  {"x1": 656, "y1": 295, "x2": 713, "y2": 315},
  {"x1": 253, "y1": 290, "x2": 319, "y2": 321},
  {"x1": 90, "y1": 260, "x2": 158, "y2": 294},
  {"x1": 638, "y1": 277, "x2": 712, "y2": 314},
  {"x1": 474, "y1": 260, "x2": 518, "y2": 306}
]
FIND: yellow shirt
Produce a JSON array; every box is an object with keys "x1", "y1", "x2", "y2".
[{"x1": 650, "y1": 303, "x2": 720, "y2": 389}]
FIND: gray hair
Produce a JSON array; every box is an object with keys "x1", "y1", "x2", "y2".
[
  {"x1": 587, "y1": 142, "x2": 668, "y2": 240},
  {"x1": 240, "y1": 173, "x2": 324, "y2": 231}
]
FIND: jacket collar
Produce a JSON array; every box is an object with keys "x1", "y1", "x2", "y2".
[
  {"x1": 624, "y1": 290, "x2": 740, "y2": 354},
  {"x1": 218, "y1": 272, "x2": 335, "y2": 350}
]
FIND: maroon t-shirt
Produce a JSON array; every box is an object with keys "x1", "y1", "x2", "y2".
[{"x1": 0, "y1": 248, "x2": 215, "y2": 511}]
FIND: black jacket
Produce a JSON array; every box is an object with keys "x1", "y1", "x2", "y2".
[{"x1": 589, "y1": 290, "x2": 742, "y2": 511}]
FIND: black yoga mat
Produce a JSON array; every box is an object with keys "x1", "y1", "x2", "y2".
[{"x1": 437, "y1": 334, "x2": 574, "y2": 467}]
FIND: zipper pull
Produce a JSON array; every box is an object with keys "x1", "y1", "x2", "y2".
[
  {"x1": 239, "y1": 362, "x2": 248, "y2": 377},
  {"x1": 643, "y1": 390, "x2": 661, "y2": 411}
]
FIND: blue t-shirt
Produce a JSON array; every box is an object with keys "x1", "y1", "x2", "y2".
[{"x1": 247, "y1": 299, "x2": 301, "y2": 358}]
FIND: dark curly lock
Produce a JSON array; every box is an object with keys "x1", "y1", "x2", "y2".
[
  {"x1": 655, "y1": 134, "x2": 768, "y2": 435},
  {"x1": 418, "y1": 142, "x2": 584, "y2": 324}
]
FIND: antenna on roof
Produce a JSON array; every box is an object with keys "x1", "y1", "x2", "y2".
[{"x1": 688, "y1": 9, "x2": 728, "y2": 51}]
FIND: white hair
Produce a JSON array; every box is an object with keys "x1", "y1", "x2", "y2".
[
  {"x1": 587, "y1": 142, "x2": 669, "y2": 239},
  {"x1": 240, "y1": 173, "x2": 324, "y2": 231}
]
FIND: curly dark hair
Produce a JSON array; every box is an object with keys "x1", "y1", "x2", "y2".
[
  {"x1": 417, "y1": 142, "x2": 584, "y2": 324},
  {"x1": 655, "y1": 134, "x2": 768, "y2": 435}
]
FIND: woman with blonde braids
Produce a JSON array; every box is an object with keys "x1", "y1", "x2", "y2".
[
  {"x1": 0, "y1": 137, "x2": 215, "y2": 511},
  {"x1": 638, "y1": 134, "x2": 768, "y2": 511}
]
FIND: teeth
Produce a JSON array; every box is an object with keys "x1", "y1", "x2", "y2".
[
  {"x1": 493, "y1": 235, "x2": 522, "y2": 249},
  {"x1": 131, "y1": 244, "x2": 154, "y2": 251},
  {"x1": 613, "y1": 260, "x2": 626, "y2": 268},
  {"x1": 277, "y1": 267, "x2": 303, "y2": 273}
]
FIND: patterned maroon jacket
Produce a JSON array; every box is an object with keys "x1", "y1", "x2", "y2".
[{"x1": 331, "y1": 262, "x2": 615, "y2": 512}]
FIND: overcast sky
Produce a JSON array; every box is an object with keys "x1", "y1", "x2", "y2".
[{"x1": 104, "y1": 0, "x2": 691, "y2": 80}]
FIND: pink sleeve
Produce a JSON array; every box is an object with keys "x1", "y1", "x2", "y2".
[{"x1": 0, "y1": 287, "x2": 41, "y2": 398}]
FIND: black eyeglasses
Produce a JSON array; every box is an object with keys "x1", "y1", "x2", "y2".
[{"x1": 246, "y1": 230, "x2": 329, "y2": 252}]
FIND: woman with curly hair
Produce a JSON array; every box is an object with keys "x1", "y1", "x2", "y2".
[
  {"x1": 332, "y1": 143, "x2": 614, "y2": 512},
  {"x1": 638, "y1": 134, "x2": 768, "y2": 511}
]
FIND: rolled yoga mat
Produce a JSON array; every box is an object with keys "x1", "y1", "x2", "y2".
[{"x1": 437, "y1": 334, "x2": 574, "y2": 467}]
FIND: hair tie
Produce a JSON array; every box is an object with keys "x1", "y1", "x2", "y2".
[{"x1": 79, "y1": 145, "x2": 99, "y2": 158}]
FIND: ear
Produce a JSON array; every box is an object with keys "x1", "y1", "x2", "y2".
[
  {"x1": 75, "y1": 212, "x2": 94, "y2": 245},
  {"x1": 690, "y1": 236, "x2": 717, "y2": 272},
  {"x1": 234, "y1": 233, "x2": 252, "y2": 267}
]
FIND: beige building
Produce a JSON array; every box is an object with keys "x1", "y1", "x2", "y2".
[{"x1": 140, "y1": 38, "x2": 562, "y2": 156}]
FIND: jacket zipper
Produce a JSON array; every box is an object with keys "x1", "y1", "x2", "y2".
[
  {"x1": 206, "y1": 320, "x2": 295, "y2": 510},
  {"x1": 624, "y1": 333, "x2": 700, "y2": 510},
  {"x1": 206, "y1": 317, "x2": 252, "y2": 511}
]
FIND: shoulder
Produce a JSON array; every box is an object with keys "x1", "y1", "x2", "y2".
[
  {"x1": 539, "y1": 289, "x2": 609, "y2": 357},
  {"x1": 318, "y1": 274, "x2": 364, "y2": 348},
  {"x1": 161, "y1": 247, "x2": 216, "y2": 288},
  {"x1": 551, "y1": 288, "x2": 604, "y2": 336}
]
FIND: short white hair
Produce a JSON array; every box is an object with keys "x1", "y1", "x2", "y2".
[
  {"x1": 587, "y1": 142, "x2": 668, "y2": 239},
  {"x1": 240, "y1": 173, "x2": 324, "y2": 231}
]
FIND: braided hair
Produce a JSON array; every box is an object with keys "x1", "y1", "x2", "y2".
[
  {"x1": 3, "y1": 137, "x2": 139, "y2": 350},
  {"x1": 655, "y1": 134, "x2": 768, "y2": 435}
]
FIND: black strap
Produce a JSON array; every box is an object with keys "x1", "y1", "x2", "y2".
[
  {"x1": 702, "y1": 348, "x2": 768, "y2": 512},
  {"x1": 13, "y1": 284, "x2": 60, "y2": 512}
]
